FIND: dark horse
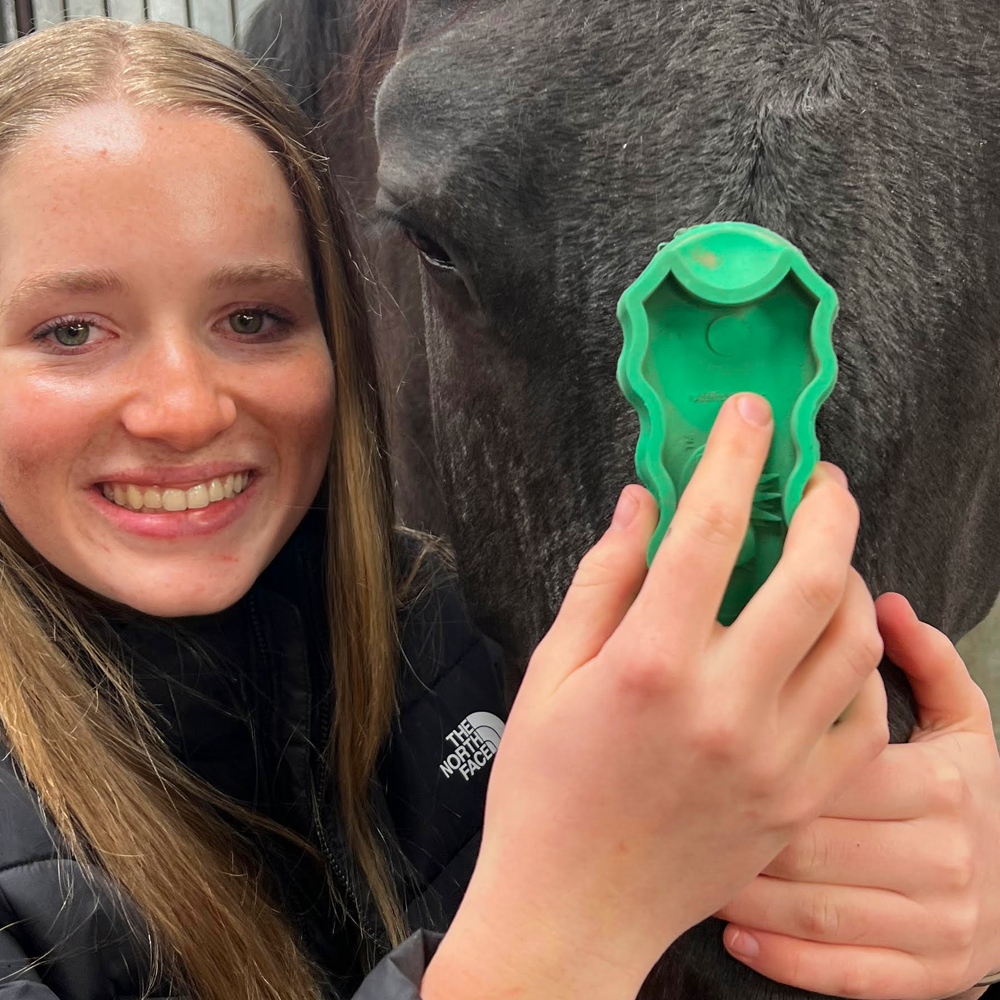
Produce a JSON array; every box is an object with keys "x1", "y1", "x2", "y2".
[{"x1": 245, "y1": 3, "x2": 1000, "y2": 997}]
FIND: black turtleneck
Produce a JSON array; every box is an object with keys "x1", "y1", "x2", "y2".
[{"x1": 70, "y1": 509, "x2": 373, "y2": 996}]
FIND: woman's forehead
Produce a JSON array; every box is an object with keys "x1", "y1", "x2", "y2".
[
  {"x1": 0, "y1": 103, "x2": 311, "y2": 292},
  {"x1": 40, "y1": 102, "x2": 146, "y2": 160}
]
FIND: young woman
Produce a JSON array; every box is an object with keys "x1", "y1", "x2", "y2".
[{"x1": 0, "y1": 16, "x2": 987, "y2": 1000}]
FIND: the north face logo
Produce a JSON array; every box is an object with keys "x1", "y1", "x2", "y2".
[{"x1": 439, "y1": 711, "x2": 506, "y2": 781}]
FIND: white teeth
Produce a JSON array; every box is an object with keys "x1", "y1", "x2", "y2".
[
  {"x1": 101, "y1": 471, "x2": 252, "y2": 513},
  {"x1": 186, "y1": 484, "x2": 210, "y2": 509},
  {"x1": 162, "y1": 489, "x2": 187, "y2": 512}
]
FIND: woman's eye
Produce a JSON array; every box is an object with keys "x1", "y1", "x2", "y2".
[
  {"x1": 229, "y1": 309, "x2": 266, "y2": 335},
  {"x1": 50, "y1": 321, "x2": 93, "y2": 347},
  {"x1": 226, "y1": 308, "x2": 292, "y2": 338},
  {"x1": 32, "y1": 317, "x2": 108, "y2": 351}
]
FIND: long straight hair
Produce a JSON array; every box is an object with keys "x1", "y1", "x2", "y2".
[{"x1": 0, "y1": 17, "x2": 404, "y2": 1000}]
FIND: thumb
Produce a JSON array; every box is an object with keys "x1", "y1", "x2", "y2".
[
  {"x1": 875, "y1": 592, "x2": 991, "y2": 735},
  {"x1": 525, "y1": 485, "x2": 659, "y2": 695}
]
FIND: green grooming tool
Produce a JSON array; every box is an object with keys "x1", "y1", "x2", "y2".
[{"x1": 616, "y1": 222, "x2": 839, "y2": 625}]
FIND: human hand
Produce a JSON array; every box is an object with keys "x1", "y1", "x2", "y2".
[
  {"x1": 422, "y1": 393, "x2": 889, "y2": 1000},
  {"x1": 717, "y1": 593, "x2": 1000, "y2": 1000}
]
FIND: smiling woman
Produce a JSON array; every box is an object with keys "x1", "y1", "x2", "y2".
[
  {"x1": 0, "y1": 105, "x2": 335, "y2": 615},
  {"x1": 0, "y1": 15, "x2": 509, "y2": 1000}
]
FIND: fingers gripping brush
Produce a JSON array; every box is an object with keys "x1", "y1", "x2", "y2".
[{"x1": 616, "y1": 222, "x2": 840, "y2": 625}]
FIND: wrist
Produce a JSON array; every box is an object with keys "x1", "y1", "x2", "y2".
[{"x1": 421, "y1": 874, "x2": 664, "y2": 1000}]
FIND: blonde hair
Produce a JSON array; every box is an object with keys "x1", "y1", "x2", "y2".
[{"x1": 0, "y1": 17, "x2": 406, "y2": 1000}]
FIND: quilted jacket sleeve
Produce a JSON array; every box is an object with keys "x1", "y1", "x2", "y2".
[
  {"x1": 0, "y1": 910, "x2": 64, "y2": 997},
  {"x1": 352, "y1": 930, "x2": 443, "y2": 1000},
  {"x1": 0, "y1": 853, "x2": 164, "y2": 1000},
  {"x1": 0, "y1": 923, "x2": 441, "y2": 1000}
]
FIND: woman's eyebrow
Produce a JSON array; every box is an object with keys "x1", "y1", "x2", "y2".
[
  {"x1": 0, "y1": 262, "x2": 313, "y2": 316},
  {"x1": 204, "y1": 261, "x2": 313, "y2": 297},
  {"x1": 1, "y1": 267, "x2": 125, "y2": 315}
]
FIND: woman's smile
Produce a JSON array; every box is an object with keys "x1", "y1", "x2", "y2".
[
  {"x1": 99, "y1": 470, "x2": 253, "y2": 513},
  {"x1": 88, "y1": 467, "x2": 259, "y2": 539}
]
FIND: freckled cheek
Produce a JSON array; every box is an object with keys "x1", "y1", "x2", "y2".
[
  {"x1": 271, "y1": 354, "x2": 336, "y2": 484},
  {"x1": 0, "y1": 382, "x2": 83, "y2": 506}
]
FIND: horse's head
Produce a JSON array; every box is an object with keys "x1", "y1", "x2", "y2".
[
  {"x1": 242, "y1": 3, "x2": 1000, "y2": 995},
  {"x1": 373, "y1": 0, "x2": 1000, "y2": 673}
]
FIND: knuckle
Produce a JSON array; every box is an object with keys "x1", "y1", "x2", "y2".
[
  {"x1": 795, "y1": 892, "x2": 840, "y2": 938},
  {"x1": 611, "y1": 635, "x2": 683, "y2": 699},
  {"x1": 684, "y1": 499, "x2": 746, "y2": 549},
  {"x1": 838, "y1": 963, "x2": 876, "y2": 999},
  {"x1": 869, "y1": 714, "x2": 890, "y2": 758},
  {"x1": 781, "y1": 825, "x2": 827, "y2": 878},
  {"x1": 743, "y1": 749, "x2": 793, "y2": 806},
  {"x1": 928, "y1": 760, "x2": 968, "y2": 813},
  {"x1": 856, "y1": 629, "x2": 886, "y2": 676},
  {"x1": 792, "y1": 562, "x2": 844, "y2": 615},
  {"x1": 783, "y1": 945, "x2": 807, "y2": 989},
  {"x1": 856, "y1": 687, "x2": 890, "y2": 757},
  {"x1": 841, "y1": 626, "x2": 885, "y2": 685},
  {"x1": 836, "y1": 676, "x2": 888, "y2": 763},
  {"x1": 940, "y1": 899, "x2": 979, "y2": 952},
  {"x1": 689, "y1": 707, "x2": 744, "y2": 761},
  {"x1": 936, "y1": 836, "x2": 975, "y2": 891},
  {"x1": 616, "y1": 657, "x2": 666, "y2": 698},
  {"x1": 826, "y1": 483, "x2": 861, "y2": 534},
  {"x1": 571, "y1": 543, "x2": 624, "y2": 589}
]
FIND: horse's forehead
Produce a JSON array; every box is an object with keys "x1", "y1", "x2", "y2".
[
  {"x1": 377, "y1": 0, "x2": 896, "y2": 214},
  {"x1": 382, "y1": 0, "x2": 890, "y2": 130},
  {"x1": 377, "y1": 1, "x2": 711, "y2": 262},
  {"x1": 375, "y1": 0, "x2": 1000, "y2": 644},
  {"x1": 377, "y1": 0, "x2": 999, "y2": 300}
]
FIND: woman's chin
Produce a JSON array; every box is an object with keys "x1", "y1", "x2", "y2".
[
  {"x1": 127, "y1": 590, "x2": 250, "y2": 619},
  {"x1": 79, "y1": 561, "x2": 262, "y2": 619}
]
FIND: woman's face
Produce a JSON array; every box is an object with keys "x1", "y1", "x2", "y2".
[{"x1": 0, "y1": 102, "x2": 336, "y2": 616}]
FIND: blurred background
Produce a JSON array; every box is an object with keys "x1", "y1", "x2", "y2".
[
  {"x1": 960, "y1": 600, "x2": 1000, "y2": 741},
  {"x1": 0, "y1": 0, "x2": 261, "y2": 48}
]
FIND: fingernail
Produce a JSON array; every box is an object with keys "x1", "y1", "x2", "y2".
[
  {"x1": 820, "y1": 462, "x2": 849, "y2": 489},
  {"x1": 610, "y1": 486, "x2": 641, "y2": 530},
  {"x1": 736, "y1": 393, "x2": 772, "y2": 428},
  {"x1": 726, "y1": 928, "x2": 760, "y2": 959}
]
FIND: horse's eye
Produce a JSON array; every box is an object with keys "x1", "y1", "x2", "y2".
[{"x1": 405, "y1": 228, "x2": 456, "y2": 271}]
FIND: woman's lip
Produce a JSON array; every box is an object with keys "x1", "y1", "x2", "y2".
[
  {"x1": 92, "y1": 464, "x2": 258, "y2": 489},
  {"x1": 86, "y1": 476, "x2": 258, "y2": 540}
]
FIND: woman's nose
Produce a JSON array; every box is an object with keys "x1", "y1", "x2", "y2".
[{"x1": 119, "y1": 332, "x2": 237, "y2": 452}]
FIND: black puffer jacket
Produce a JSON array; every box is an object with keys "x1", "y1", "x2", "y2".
[{"x1": 0, "y1": 515, "x2": 506, "y2": 998}]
